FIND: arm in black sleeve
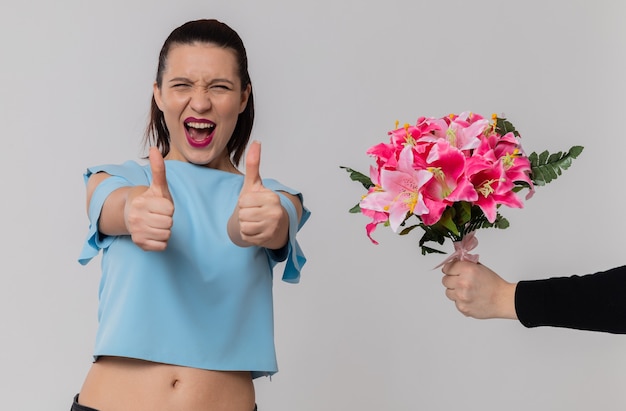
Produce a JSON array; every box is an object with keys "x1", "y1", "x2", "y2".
[{"x1": 514, "y1": 265, "x2": 626, "y2": 334}]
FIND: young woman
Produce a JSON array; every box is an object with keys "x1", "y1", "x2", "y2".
[{"x1": 73, "y1": 19, "x2": 310, "y2": 411}]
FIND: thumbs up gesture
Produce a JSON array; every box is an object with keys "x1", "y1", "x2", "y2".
[
  {"x1": 124, "y1": 147, "x2": 175, "y2": 251},
  {"x1": 229, "y1": 141, "x2": 287, "y2": 249}
]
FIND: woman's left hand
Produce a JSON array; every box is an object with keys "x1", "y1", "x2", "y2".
[{"x1": 229, "y1": 141, "x2": 288, "y2": 249}]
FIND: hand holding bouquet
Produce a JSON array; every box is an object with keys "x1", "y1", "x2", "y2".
[{"x1": 342, "y1": 112, "x2": 583, "y2": 265}]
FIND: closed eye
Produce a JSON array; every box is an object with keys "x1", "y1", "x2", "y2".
[
  {"x1": 167, "y1": 77, "x2": 193, "y2": 88},
  {"x1": 211, "y1": 84, "x2": 232, "y2": 91}
]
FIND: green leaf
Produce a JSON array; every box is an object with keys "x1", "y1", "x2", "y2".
[
  {"x1": 437, "y1": 208, "x2": 460, "y2": 236},
  {"x1": 418, "y1": 223, "x2": 447, "y2": 246},
  {"x1": 545, "y1": 163, "x2": 559, "y2": 180},
  {"x1": 569, "y1": 145, "x2": 584, "y2": 158},
  {"x1": 547, "y1": 152, "x2": 563, "y2": 164},
  {"x1": 399, "y1": 224, "x2": 419, "y2": 235},
  {"x1": 529, "y1": 146, "x2": 584, "y2": 186},
  {"x1": 340, "y1": 166, "x2": 374, "y2": 189},
  {"x1": 494, "y1": 216, "x2": 510, "y2": 229},
  {"x1": 460, "y1": 208, "x2": 510, "y2": 234},
  {"x1": 420, "y1": 245, "x2": 447, "y2": 255},
  {"x1": 348, "y1": 203, "x2": 361, "y2": 213},
  {"x1": 453, "y1": 201, "x2": 472, "y2": 226},
  {"x1": 532, "y1": 166, "x2": 547, "y2": 186},
  {"x1": 495, "y1": 117, "x2": 520, "y2": 137}
]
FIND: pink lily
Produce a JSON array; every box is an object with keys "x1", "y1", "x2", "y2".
[
  {"x1": 367, "y1": 142, "x2": 398, "y2": 175},
  {"x1": 419, "y1": 140, "x2": 478, "y2": 226},
  {"x1": 388, "y1": 118, "x2": 443, "y2": 149},
  {"x1": 428, "y1": 112, "x2": 489, "y2": 151},
  {"x1": 361, "y1": 207, "x2": 389, "y2": 245},
  {"x1": 360, "y1": 145, "x2": 433, "y2": 234},
  {"x1": 466, "y1": 156, "x2": 524, "y2": 222},
  {"x1": 476, "y1": 131, "x2": 535, "y2": 198}
]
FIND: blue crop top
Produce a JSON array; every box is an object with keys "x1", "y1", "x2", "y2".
[{"x1": 78, "y1": 160, "x2": 310, "y2": 379}]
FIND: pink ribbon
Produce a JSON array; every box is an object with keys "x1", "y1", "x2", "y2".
[{"x1": 433, "y1": 231, "x2": 480, "y2": 269}]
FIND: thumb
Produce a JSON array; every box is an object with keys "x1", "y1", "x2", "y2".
[
  {"x1": 242, "y1": 140, "x2": 263, "y2": 192},
  {"x1": 149, "y1": 146, "x2": 171, "y2": 198}
]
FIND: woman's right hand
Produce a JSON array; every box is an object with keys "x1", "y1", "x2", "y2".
[{"x1": 123, "y1": 147, "x2": 174, "y2": 251}]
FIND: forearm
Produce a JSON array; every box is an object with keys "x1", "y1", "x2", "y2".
[
  {"x1": 515, "y1": 265, "x2": 626, "y2": 333},
  {"x1": 86, "y1": 173, "x2": 147, "y2": 236},
  {"x1": 98, "y1": 186, "x2": 148, "y2": 236}
]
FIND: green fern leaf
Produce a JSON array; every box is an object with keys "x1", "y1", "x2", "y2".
[
  {"x1": 529, "y1": 146, "x2": 584, "y2": 186},
  {"x1": 538, "y1": 150, "x2": 550, "y2": 166},
  {"x1": 495, "y1": 117, "x2": 520, "y2": 137}
]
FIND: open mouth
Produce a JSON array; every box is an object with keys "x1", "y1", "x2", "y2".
[
  {"x1": 184, "y1": 120, "x2": 216, "y2": 149},
  {"x1": 185, "y1": 121, "x2": 216, "y2": 143}
]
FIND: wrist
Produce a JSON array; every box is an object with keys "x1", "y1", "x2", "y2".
[
  {"x1": 496, "y1": 281, "x2": 518, "y2": 320},
  {"x1": 122, "y1": 186, "x2": 149, "y2": 234}
]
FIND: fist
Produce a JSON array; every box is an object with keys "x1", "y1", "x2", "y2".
[
  {"x1": 235, "y1": 141, "x2": 286, "y2": 248},
  {"x1": 124, "y1": 147, "x2": 175, "y2": 251}
]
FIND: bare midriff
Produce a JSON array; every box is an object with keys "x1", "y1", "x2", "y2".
[{"x1": 78, "y1": 356, "x2": 255, "y2": 411}]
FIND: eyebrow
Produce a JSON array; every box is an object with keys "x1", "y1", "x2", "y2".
[{"x1": 167, "y1": 77, "x2": 236, "y2": 85}]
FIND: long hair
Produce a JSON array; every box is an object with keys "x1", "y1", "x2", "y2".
[{"x1": 145, "y1": 19, "x2": 254, "y2": 166}]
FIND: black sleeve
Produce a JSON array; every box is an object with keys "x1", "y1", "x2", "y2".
[{"x1": 514, "y1": 265, "x2": 626, "y2": 334}]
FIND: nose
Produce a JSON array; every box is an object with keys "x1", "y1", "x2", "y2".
[{"x1": 189, "y1": 88, "x2": 212, "y2": 113}]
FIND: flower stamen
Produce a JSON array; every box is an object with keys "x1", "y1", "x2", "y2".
[
  {"x1": 446, "y1": 127, "x2": 456, "y2": 146},
  {"x1": 476, "y1": 179, "x2": 501, "y2": 198},
  {"x1": 428, "y1": 166, "x2": 452, "y2": 197},
  {"x1": 502, "y1": 148, "x2": 520, "y2": 169},
  {"x1": 403, "y1": 123, "x2": 416, "y2": 146}
]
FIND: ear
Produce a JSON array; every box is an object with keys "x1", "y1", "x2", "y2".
[
  {"x1": 239, "y1": 83, "x2": 251, "y2": 114},
  {"x1": 153, "y1": 82, "x2": 164, "y2": 111}
]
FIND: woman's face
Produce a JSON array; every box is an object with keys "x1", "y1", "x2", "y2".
[{"x1": 154, "y1": 43, "x2": 250, "y2": 170}]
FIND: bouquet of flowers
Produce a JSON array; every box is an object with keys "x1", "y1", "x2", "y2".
[{"x1": 341, "y1": 112, "x2": 583, "y2": 266}]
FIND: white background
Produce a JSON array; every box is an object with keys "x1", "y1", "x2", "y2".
[{"x1": 1, "y1": 1, "x2": 625, "y2": 410}]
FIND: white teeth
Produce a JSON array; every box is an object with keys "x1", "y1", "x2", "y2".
[{"x1": 186, "y1": 122, "x2": 214, "y2": 129}]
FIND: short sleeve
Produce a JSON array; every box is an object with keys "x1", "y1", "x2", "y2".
[
  {"x1": 78, "y1": 161, "x2": 149, "y2": 265},
  {"x1": 263, "y1": 179, "x2": 311, "y2": 284}
]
